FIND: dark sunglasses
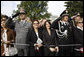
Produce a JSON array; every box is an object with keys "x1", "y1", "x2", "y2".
[
  {"x1": 78, "y1": 22, "x2": 83, "y2": 23},
  {"x1": 19, "y1": 13, "x2": 25, "y2": 15}
]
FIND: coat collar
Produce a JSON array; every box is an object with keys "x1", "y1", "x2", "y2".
[
  {"x1": 77, "y1": 26, "x2": 83, "y2": 31},
  {"x1": 1, "y1": 28, "x2": 10, "y2": 32}
]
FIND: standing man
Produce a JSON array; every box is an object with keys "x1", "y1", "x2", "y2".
[
  {"x1": 5, "y1": 8, "x2": 32, "y2": 56},
  {"x1": 51, "y1": 10, "x2": 73, "y2": 56},
  {"x1": 15, "y1": 8, "x2": 31, "y2": 56}
]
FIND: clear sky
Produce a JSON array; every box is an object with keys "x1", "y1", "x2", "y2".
[
  {"x1": 1, "y1": 1, "x2": 67, "y2": 17},
  {"x1": 47, "y1": 1, "x2": 67, "y2": 17}
]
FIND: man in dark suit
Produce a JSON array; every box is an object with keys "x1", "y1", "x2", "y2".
[{"x1": 51, "y1": 10, "x2": 73, "y2": 56}]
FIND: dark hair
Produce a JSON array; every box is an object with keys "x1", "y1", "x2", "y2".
[
  {"x1": 31, "y1": 20, "x2": 39, "y2": 29},
  {"x1": 44, "y1": 20, "x2": 51, "y2": 30},
  {"x1": 1, "y1": 15, "x2": 8, "y2": 22},
  {"x1": 32, "y1": 20, "x2": 39, "y2": 24},
  {"x1": 2, "y1": 15, "x2": 8, "y2": 19},
  {"x1": 1, "y1": 19, "x2": 6, "y2": 22}
]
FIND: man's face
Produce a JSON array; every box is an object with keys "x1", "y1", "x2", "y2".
[
  {"x1": 63, "y1": 16, "x2": 68, "y2": 22},
  {"x1": 19, "y1": 14, "x2": 26, "y2": 20}
]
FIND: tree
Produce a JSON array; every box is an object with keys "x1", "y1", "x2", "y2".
[
  {"x1": 64, "y1": 1, "x2": 83, "y2": 17},
  {"x1": 15, "y1": 1, "x2": 51, "y2": 20}
]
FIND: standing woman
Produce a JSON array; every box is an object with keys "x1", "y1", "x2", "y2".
[
  {"x1": 73, "y1": 18, "x2": 83, "y2": 56},
  {"x1": 43, "y1": 20, "x2": 59, "y2": 56},
  {"x1": 27, "y1": 20, "x2": 43, "y2": 56},
  {"x1": 1, "y1": 16, "x2": 16, "y2": 56}
]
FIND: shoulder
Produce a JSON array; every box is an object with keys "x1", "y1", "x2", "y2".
[
  {"x1": 28, "y1": 27, "x2": 34, "y2": 33},
  {"x1": 51, "y1": 28, "x2": 56, "y2": 32},
  {"x1": 7, "y1": 28, "x2": 15, "y2": 32},
  {"x1": 73, "y1": 27, "x2": 79, "y2": 31},
  {"x1": 51, "y1": 29, "x2": 57, "y2": 35},
  {"x1": 25, "y1": 20, "x2": 32, "y2": 24},
  {"x1": 15, "y1": 20, "x2": 20, "y2": 23},
  {"x1": 25, "y1": 20, "x2": 32, "y2": 26},
  {"x1": 1, "y1": 28, "x2": 3, "y2": 31},
  {"x1": 73, "y1": 27, "x2": 82, "y2": 33},
  {"x1": 42, "y1": 29, "x2": 46, "y2": 32}
]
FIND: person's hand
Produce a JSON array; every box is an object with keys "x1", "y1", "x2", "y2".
[
  {"x1": 80, "y1": 47, "x2": 83, "y2": 53},
  {"x1": 2, "y1": 53, "x2": 5, "y2": 56},
  {"x1": 5, "y1": 41, "x2": 10, "y2": 44},
  {"x1": 38, "y1": 44, "x2": 43, "y2": 48},
  {"x1": 55, "y1": 46, "x2": 59, "y2": 52},
  {"x1": 1, "y1": 40, "x2": 6, "y2": 44},
  {"x1": 49, "y1": 48, "x2": 55, "y2": 52},
  {"x1": 25, "y1": 17, "x2": 31, "y2": 22},
  {"x1": 1, "y1": 40, "x2": 4, "y2": 43}
]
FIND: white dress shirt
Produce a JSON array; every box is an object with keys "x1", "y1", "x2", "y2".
[
  {"x1": 77, "y1": 26, "x2": 83, "y2": 31},
  {"x1": 36, "y1": 32, "x2": 43, "y2": 45},
  {"x1": 2, "y1": 29, "x2": 9, "y2": 56}
]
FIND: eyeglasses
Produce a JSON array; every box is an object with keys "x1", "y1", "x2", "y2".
[{"x1": 33, "y1": 23, "x2": 39, "y2": 24}]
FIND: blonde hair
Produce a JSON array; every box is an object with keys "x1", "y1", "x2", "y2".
[{"x1": 76, "y1": 18, "x2": 83, "y2": 25}]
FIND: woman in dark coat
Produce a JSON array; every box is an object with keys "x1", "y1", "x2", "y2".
[
  {"x1": 43, "y1": 20, "x2": 59, "y2": 56},
  {"x1": 73, "y1": 18, "x2": 83, "y2": 56},
  {"x1": 26, "y1": 20, "x2": 43, "y2": 56}
]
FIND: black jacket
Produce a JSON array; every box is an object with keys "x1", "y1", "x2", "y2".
[
  {"x1": 42, "y1": 29, "x2": 59, "y2": 56},
  {"x1": 26, "y1": 27, "x2": 43, "y2": 56},
  {"x1": 43, "y1": 29, "x2": 58, "y2": 47},
  {"x1": 73, "y1": 27, "x2": 83, "y2": 47},
  {"x1": 27, "y1": 28, "x2": 43, "y2": 45}
]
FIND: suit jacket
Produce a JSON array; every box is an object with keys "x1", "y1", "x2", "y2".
[
  {"x1": 27, "y1": 28, "x2": 43, "y2": 45},
  {"x1": 1, "y1": 28, "x2": 16, "y2": 56},
  {"x1": 57, "y1": 21, "x2": 73, "y2": 45},
  {"x1": 73, "y1": 27, "x2": 83, "y2": 48},
  {"x1": 69, "y1": 19, "x2": 77, "y2": 28},
  {"x1": 43, "y1": 29, "x2": 58, "y2": 48},
  {"x1": 15, "y1": 20, "x2": 31, "y2": 49},
  {"x1": 42, "y1": 29, "x2": 58, "y2": 56},
  {"x1": 27, "y1": 27, "x2": 43, "y2": 56}
]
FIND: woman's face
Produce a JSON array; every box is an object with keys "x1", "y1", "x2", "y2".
[
  {"x1": 1, "y1": 21, "x2": 6, "y2": 28},
  {"x1": 33, "y1": 21, "x2": 39, "y2": 29},
  {"x1": 46, "y1": 22, "x2": 50, "y2": 29},
  {"x1": 77, "y1": 20, "x2": 83, "y2": 28}
]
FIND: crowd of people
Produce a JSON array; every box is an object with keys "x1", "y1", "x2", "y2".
[{"x1": 1, "y1": 8, "x2": 83, "y2": 56}]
